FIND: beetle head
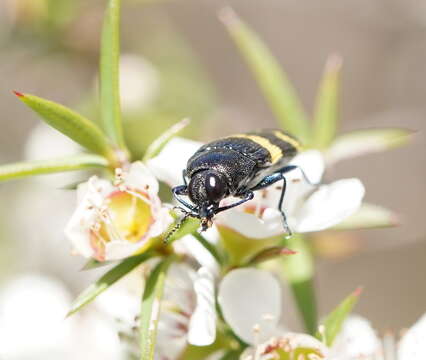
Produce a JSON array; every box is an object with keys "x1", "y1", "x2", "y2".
[{"x1": 187, "y1": 169, "x2": 228, "y2": 229}]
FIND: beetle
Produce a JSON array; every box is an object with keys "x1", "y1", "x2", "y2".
[{"x1": 171, "y1": 129, "x2": 315, "y2": 236}]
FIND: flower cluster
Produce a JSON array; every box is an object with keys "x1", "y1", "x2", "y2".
[{"x1": 0, "y1": 1, "x2": 417, "y2": 359}]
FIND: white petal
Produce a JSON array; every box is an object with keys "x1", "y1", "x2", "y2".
[
  {"x1": 176, "y1": 235, "x2": 220, "y2": 276},
  {"x1": 398, "y1": 313, "x2": 426, "y2": 360},
  {"x1": 146, "y1": 137, "x2": 203, "y2": 187},
  {"x1": 64, "y1": 177, "x2": 113, "y2": 258},
  {"x1": 125, "y1": 161, "x2": 159, "y2": 195},
  {"x1": 330, "y1": 315, "x2": 380, "y2": 359},
  {"x1": 218, "y1": 268, "x2": 281, "y2": 344},
  {"x1": 216, "y1": 207, "x2": 284, "y2": 239},
  {"x1": 188, "y1": 268, "x2": 217, "y2": 346},
  {"x1": 294, "y1": 178, "x2": 365, "y2": 233},
  {"x1": 289, "y1": 150, "x2": 325, "y2": 185},
  {"x1": 260, "y1": 150, "x2": 324, "y2": 217}
]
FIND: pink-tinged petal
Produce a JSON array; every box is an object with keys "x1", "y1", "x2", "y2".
[
  {"x1": 64, "y1": 176, "x2": 113, "y2": 259},
  {"x1": 294, "y1": 178, "x2": 365, "y2": 233},
  {"x1": 188, "y1": 268, "x2": 217, "y2": 346},
  {"x1": 398, "y1": 313, "x2": 426, "y2": 360},
  {"x1": 146, "y1": 137, "x2": 203, "y2": 187},
  {"x1": 330, "y1": 315, "x2": 380, "y2": 359},
  {"x1": 218, "y1": 268, "x2": 281, "y2": 344}
]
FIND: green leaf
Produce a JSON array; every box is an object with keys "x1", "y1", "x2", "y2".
[
  {"x1": 192, "y1": 232, "x2": 224, "y2": 266},
  {"x1": 143, "y1": 118, "x2": 190, "y2": 162},
  {"x1": 67, "y1": 252, "x2": 153, "y2": 317},
  {"x1": 100, "y1": 0, "x2": 127, "y2": 150},
  {"x1": 140, "y1": 255, "x2": 175, "y2": 360},
  {"x1": 332, "y1": 203, "x2": 399, "y2": 230},
  {"x1": 247, "y1": 246, "x2": 296, "y2": 265},
  {"x1": 325, "y1": 128, "x2": 415, "y2": 165},
  {"x1": 219, "y1": 8, "x2": 311, "y2": 143},
  {"x1": 15, "y1": 92, "x2": 114, "y2": 159},
  {"x1": 80, "y1": 258, "x2": 116, "y2": 271},
  {"x1": 0, "y1": 154, "x2": 107, "y2": 182},
  {"x1": 313, "y1": 55, "x2": 342, "y2": 148},
  {"x1": 316, "y1": 287, "x2": 362, "y2": 346},
  {"x1": 282, "y1": 235, "x2": 317, "y2": 335}
]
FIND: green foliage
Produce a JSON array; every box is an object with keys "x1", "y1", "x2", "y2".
[
  {"x1": 15, "y1": 93, "x2": 114, "y2": 160},
  {"x1": 220, "y1": 8, "x2": 311, "y2": 143},
  {"x1": 192, "y1": 232, "x2": 224, "y2": 266},
  {"x1": 0, "y1": 155, "x2": 107, "y2": 182},
  {"x1": 316, "y1": 288, "x2": 362, "y2": 346},
  {"x1": 100, "y1": 0, "x2": 127, "y2": 151},
  {"x1": 140, "y1": 256, "x2": 175, "y2": 360},
  {"x1": 67, "y1": 252, "x2": 153, "y2": 317},
  {"x1": 143, "y1": 118, "x2": 190, "y2": 161},
  {"x1": 281, "y1": 235, "x2": 317, "y2": 335},
  {"x1": 332, "y1": 203, "x2": 398, "y2": 230},
  {"x1": 325, "y1": 128, "x2": 415, "y2": 164},
  {"x1": 313, "y1": 55, "x2": 342, "y2": 148}
]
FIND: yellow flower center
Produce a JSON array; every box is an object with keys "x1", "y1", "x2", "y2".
[{"x1": 90, "y1": 190, "x2": 154, "y2": 260}]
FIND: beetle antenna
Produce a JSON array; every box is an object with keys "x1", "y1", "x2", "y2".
[{"x1": 164, "y1": 211, "x2": 191, "y2": 244}]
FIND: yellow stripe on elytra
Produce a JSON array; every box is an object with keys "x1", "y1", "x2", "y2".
[
  {"x1": 273, "y1": 131, "x2": 302, "y2": 150},
  {"x1": 232, "y1": 134, "x2": 283, "y2": 164}
]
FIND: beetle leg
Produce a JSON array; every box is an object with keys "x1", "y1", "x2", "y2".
[
  {"x1": 172, "y1": 185, "x2": 198, "y2": 214},
  {"x1": 276, "y1": 176, "x2": 292, "y2": 237},
  {"x1": 182, "y1": 169, "x2": 188, "y2": 186},
  {"x1": 251, "y1": 172, "x2": 292, "y2": 236},
  {"x1": 279, "y1": 165, "x2": 320, "y2": 186},
  {"x1": 250, "y1": 172, "x2": 284, "y2": 191},
  {"x1": 215, "y1": 191, "x2": 254, "y2": 214}
]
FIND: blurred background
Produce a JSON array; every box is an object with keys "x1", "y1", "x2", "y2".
[{"x1": 0, "y1": 0, "x2": 425, "y2": 354}]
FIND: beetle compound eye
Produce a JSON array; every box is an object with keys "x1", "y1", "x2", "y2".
[{"x1": 206, "y1": 174, "x2": 227, "y2": 202}]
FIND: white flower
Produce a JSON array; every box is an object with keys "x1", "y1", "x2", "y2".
[
  {"x1": 97, "y1": 261, "x2": 217, "y2": 359},
  {"x1": 330, "y1": 313, "x2": 426, "y2": 360},
  {"x1": 0, "y1": 274, "x2": 123, "y2": 360},
  {"x1": 160, "y1": 264, "x2": 217, "y2": 348},
  {"x1": 215, "y1": 151, "x2": 364, "y2": 238},
  {"x1": 329, "y1": 315, "x2": 382, "y2": 359},
  {"x1": 217, "y1": 268, "x2": 328, "y2": 359},
  {"x1": 64, "y1": 162, "x2": 173, "y2": 261}
]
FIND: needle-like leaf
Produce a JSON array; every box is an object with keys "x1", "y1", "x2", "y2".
[
  {"x1": 143, "y1": 118, "x2": 190, "y2": 162},
  {"x1": 67, "y1": 252, "x2": 153, "y2": 317},
  {"x1": 100, "y1": 0, "x2": 127, "y2": 151},
  {"x1": 313, "y1": 55, "x2": 342, "y2": 148},
  {"x1": 15, "y1": 92, "x2": 114, "y2": 159},
  {"x1": 219, "y1": 8, "x2": 311, "y2": 143},
  {"x1": 140, "y1": 255, "x2": 175, "y2": 360},
  {"x1": 0, "y1": 154, "x2": 107, "y2": 182},
  {"x1": 325, "y1": 128, "x2": 415, "y2": 165},
  {"x1": 316, "y1": 287, "x2": 362, "y2": 346},
  {"x1": 332, "y1": 203, "x2": 399, "y2": 230},
  {"x1": 282, "y1": 234, "x2": 317, "y2": 335}
]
